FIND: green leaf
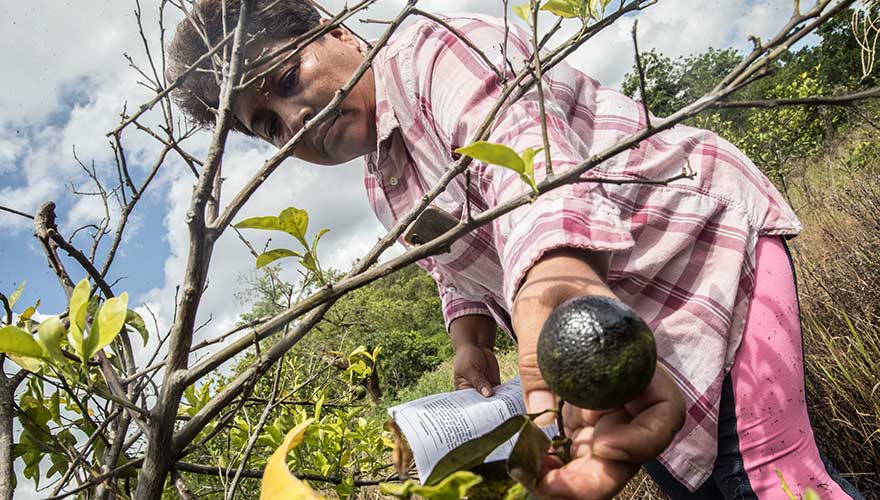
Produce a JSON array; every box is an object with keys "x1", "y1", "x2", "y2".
[
  {"x1": 278, "y1": 207, "x2": 309, "y2": 243},
  {"x1": 520, "y1": 147, "x2": 543, "y2": 180},
  {"x1": 512, "y1": 3, "x2": 532, "y2": 23},
  {"x1": 20, "y1": 301, "x2": 39, "y2": 321},
  {"x1": 382, "y1": 472, "x2": 482, "y2": 500},
  {"x1": 8, "y1": 280, "x2": 26, "y2": 309},
  {"x1": 503, "y1": 482, "x2": 534, "y2": 500},
  {"x1": 36, "y1": 316, "x2": 66, "y2": 365},
  {"x1": 300, "y1": 252, "x2": 321, "y2": 279},
  {"x1": 540, "y1": 0, "x2": 581, "y2": 18},
  {"x1": 314, "y1": 391, "x2": 326, "y2": 421},
  {"x1": 415, "y1": 471, "x2": 483, "y2": 500},
  {"x1": 424, "y1": 414, "x2": 527, "y2": 485},
  {"x1": 381, "y1": 480, "x2": 415, "y2": 498},
  {"x1": 311, "y1": 228, "x2": 330, "y2": 257},
  {"x1": 455, "y1": 142, "x2": 525, "y2": 175},
  {"x1": 125, "y1": 310, "x2": 149, "y2": 346},
  {"x1": 69, "y1": 279, "x2": 90, "y2": 328},
  {"x1": 256, "y1": 249, "x2": 300, "y2": 269},
  {"x1": 804, "y1": 489, "x2": 821, "y2": 500},
  {"x1": 775, "y1": 469, "x2": 798, "y2": 500},
  {"x1": 519, "y1": 147, "x2": 543, "y2": 194},
  {"x1": 8, "y1": 355, "x2": 42, "y2": 372},
  {"x1": 0, "y1": 325, "x2": 45, "y2": 359},
  {"x1": 506, "y1": 419, "x2": 549, "y2": 490},
  {"x1": 86, "y1": 293, "x2": 129, "y2": 360},
  {"x1": 68, "y1": 279, "x2": 91, "y2": 359},
  {"x1": 234, "y1": 216, "x2": 281, "y2": 232},
  {"x1": 50, "y1": 391, "x2": 61, "y2": 424}
]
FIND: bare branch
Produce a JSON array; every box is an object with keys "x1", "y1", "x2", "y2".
[
  {"x1": 33, "y1": 202, "x2": 76, "y2": 299},
  {"x1": 174, "y1": 461, "x2": 397, "y2": 486},
  {"x1": 137, "y1": 2, "x2": 255, "y2": 496},
  {"x1": 107, "y1": 29, "x2": 236, "y2": 136},
  {"x1": 709, "y1": 86, "x2": 880, "y2": 109},
  {"x1": 0, "y1": 205, "x2": 34, "y2": 220},
  {"x1": 0, "y1": 295, "x2": 11, "y2": 326},
  {"x1": 530, "y1": 0, "x2": 554, "y2": 175},
  {"x1": 223, "y1": 362, "x2": 282, "y2": 500},
  {"x1": 631, "y1": 19, "x2": 653, "y2": 128}
]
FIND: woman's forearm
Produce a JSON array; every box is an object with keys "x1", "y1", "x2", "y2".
[{"x1": 449, "y1": 314, "x2": 497, "y2": 350}]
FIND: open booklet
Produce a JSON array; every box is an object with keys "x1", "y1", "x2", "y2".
[{"x1": 388, "y1": 377, "x2": 558, "y2": 483}]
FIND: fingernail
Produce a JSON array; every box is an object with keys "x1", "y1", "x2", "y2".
[
  {"x1": 527, "y1": 390, "x2": 556, "y2": 414},
  {"x1": 480, "y1": 386, "x2": 492, "y2": 397}
]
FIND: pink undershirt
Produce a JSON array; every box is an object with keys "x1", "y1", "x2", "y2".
[{"x1": 732, "y1": 236, "x2": 852, "y2": 498}]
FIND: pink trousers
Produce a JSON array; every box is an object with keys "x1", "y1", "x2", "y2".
[{"x1": 645, "y1": 236, "x2": 864, "y2": 499}]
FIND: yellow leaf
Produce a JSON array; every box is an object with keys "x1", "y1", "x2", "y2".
[
  {"x1": 8, "y1": 354, "x2": 43, "y2": 372},
  {"x1": 260, "y1": 418, "x2": 327, "y2": 500}
]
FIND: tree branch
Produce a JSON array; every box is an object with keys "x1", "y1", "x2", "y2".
[
  {"x1": 631, "y1": 19, "x2": 653, "y2": 128},
  {"x1": 709, "y1": 86, "x2": 880, "y2": 109},
  {"x1": 0, "y1": 205, "x2": 34, "y2": 220}
]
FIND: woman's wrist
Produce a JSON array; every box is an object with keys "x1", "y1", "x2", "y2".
[{"x1": 449, "y1": 314, "x2": 497, "y2": 351}]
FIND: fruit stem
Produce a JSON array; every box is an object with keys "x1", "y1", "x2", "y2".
[
  {"x1": 554, "y1": 399, "x2": 572, "y2": 463},
  {"x1": 555, "y1": 399, "x2": 565, "y2": 437}
]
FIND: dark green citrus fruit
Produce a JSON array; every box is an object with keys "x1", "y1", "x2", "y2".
[{"x1": 537, "y1": 295, "x2": 656, "y2": 410}]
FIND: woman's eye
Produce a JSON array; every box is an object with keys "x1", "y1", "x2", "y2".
[{"x1": 278, "y1": 64, "x2": 299, "y2": 96}]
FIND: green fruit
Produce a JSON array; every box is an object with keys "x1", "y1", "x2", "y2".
[{"x1": 537, "y1": 295, "x2": 656, "y2": 410}]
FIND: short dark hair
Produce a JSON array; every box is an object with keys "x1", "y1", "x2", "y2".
[{"x1": 166, "y1": 0, "x2": 321, "y2": 132}]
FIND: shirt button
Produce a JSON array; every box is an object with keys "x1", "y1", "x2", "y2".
[
  {"x1": 388, "y1": 176, "x2": 399, "y2": 186},
  {"x1": 448, "y1": 286, "x2": 457, "y2": 293}
]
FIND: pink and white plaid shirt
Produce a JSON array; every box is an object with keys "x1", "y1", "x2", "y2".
[{"x1": 362, "y1": 13, "x2": 801, "y2": 490}]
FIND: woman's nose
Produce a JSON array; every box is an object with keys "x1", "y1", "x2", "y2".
[{"x1": 290, "y1": 106, "x2": 314, "y2": 136}]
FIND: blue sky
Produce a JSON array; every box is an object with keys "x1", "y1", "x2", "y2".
[{"x1": 1, "y1": 0, "x2": 801, "y2": 496}]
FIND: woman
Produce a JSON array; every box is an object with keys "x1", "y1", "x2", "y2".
[{"x1": 167, "y1": 1, "x2": 864, "y2": 499}]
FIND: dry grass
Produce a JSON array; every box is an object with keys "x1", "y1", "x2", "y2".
[{"x1": 786, "y1": 127, "x2": 880, "y2": 495}]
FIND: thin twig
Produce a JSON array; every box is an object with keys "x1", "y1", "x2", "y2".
[
  {"x1": 631, "y1": 19, "x2": 652, "y2": 128},
  {"x1": 530, "y1": 0, "x2": 554, "y2": 176},
  {"x1": 0, "y1": 205, "x2": 34, "y2": 220},
  {"x1": 107, "y1": 30, "x2": 236, "y2": 136},
  {"x1": 709, "y1": 86, "x2": 880, "y2": 108}
]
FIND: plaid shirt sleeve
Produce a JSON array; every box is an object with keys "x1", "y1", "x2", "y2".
[
  {"x1": 414, "y1": 17, "x2": 635, "y2": 310},
  {"x1": 417, "y1": 257, "x2": 494, "y2": 332}
]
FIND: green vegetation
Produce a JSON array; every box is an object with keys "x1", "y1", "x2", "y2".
[{"x1": 537, "y1": 296, "x2": 656, "y2": 410}]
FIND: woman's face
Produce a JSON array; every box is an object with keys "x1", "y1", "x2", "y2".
[{"x1": 234, "y1": 21, "x2": 377, "y2": 165}]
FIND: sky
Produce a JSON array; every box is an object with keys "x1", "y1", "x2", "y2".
[{"x1": 0, "y1": 0, "x2": 798, "y2": 496}]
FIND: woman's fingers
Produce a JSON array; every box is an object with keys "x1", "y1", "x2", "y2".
[
  {"x1": 452, "y1": 345, "x2": 497, "y2": 397},
  {"x1": 536, "y1": 453, "x2": 639, "y2": 500},
  {"x1": 592, "y1": 365, "x2": 686, "y2": 464}
]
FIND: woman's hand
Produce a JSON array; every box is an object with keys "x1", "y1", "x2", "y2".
[
  {"x1": 453, "y1": 343, "x2": 500, "y2": 396},
  {"x1": 449, "y1": 314, "x2": 500, "y2": 397},
  {"x1": 534, "y1": 365, "x2": 685, "y2": 500},
  {"x1": 512, "y1": 248, "x2": 685, "y2": 498}
]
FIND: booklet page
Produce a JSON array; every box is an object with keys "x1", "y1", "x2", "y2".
[{"x1": 388, "y1": 377, "x2": 557, "y2": 482}]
